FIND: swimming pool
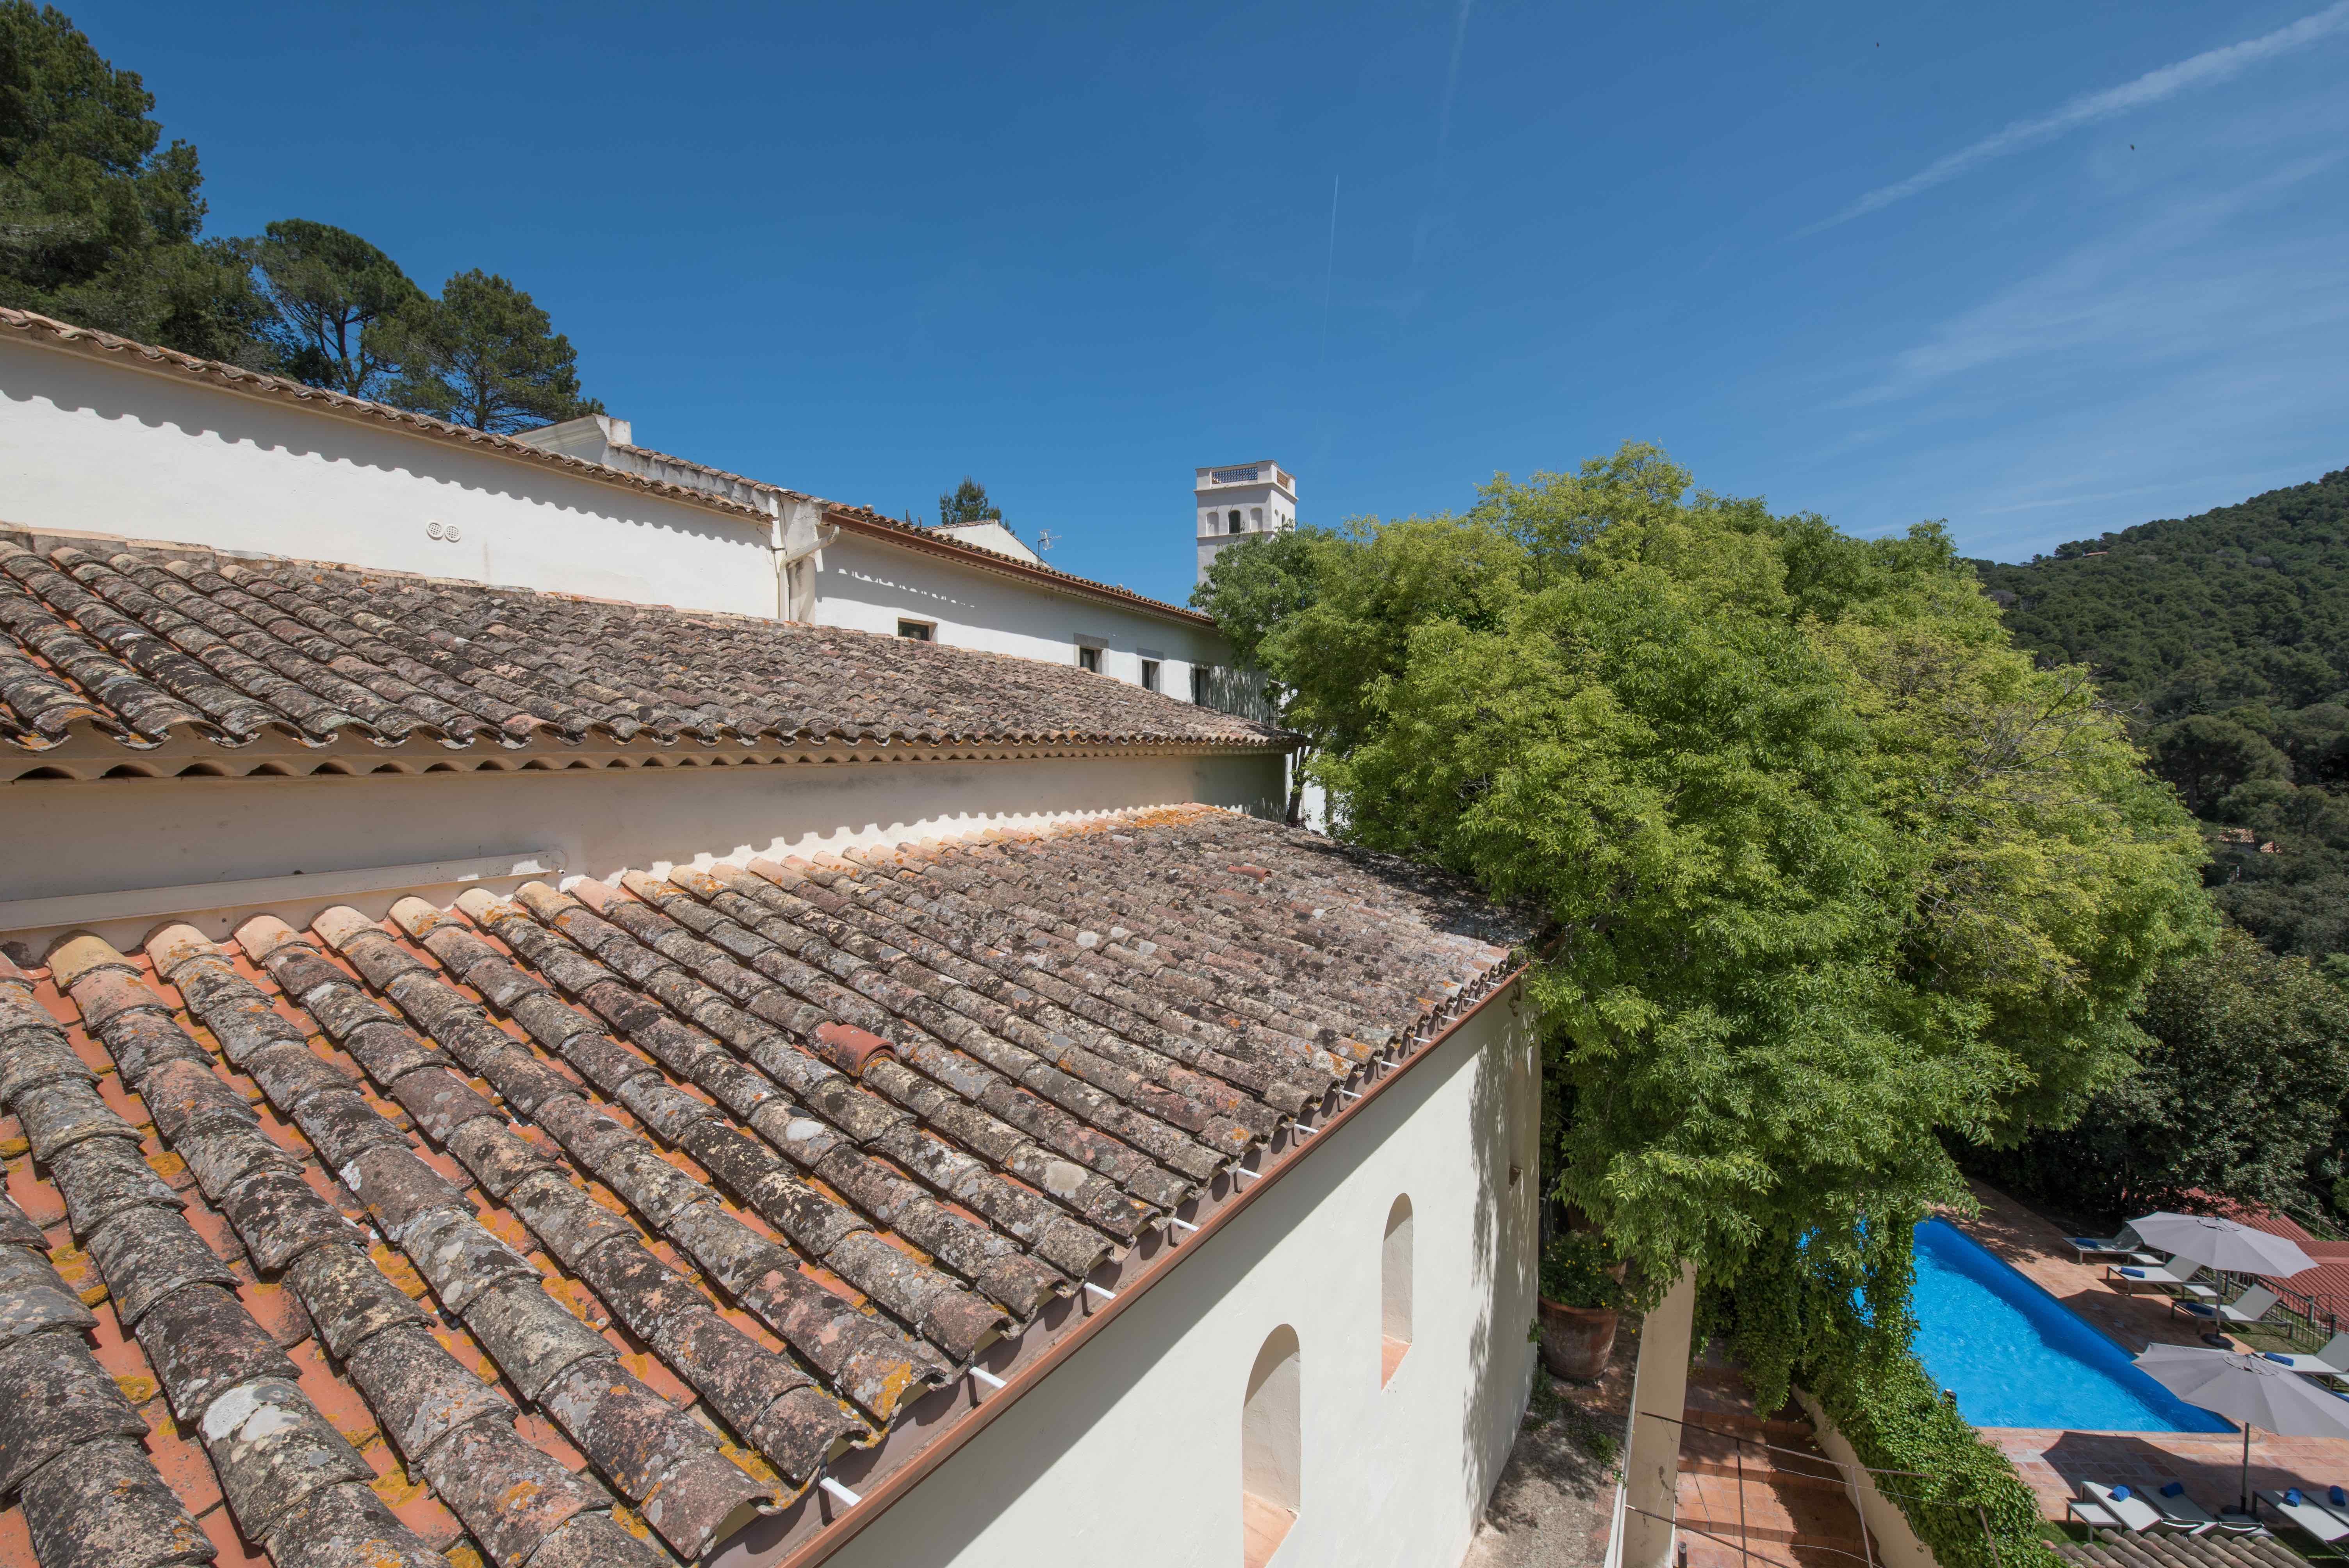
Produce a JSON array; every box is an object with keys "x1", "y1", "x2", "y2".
[{"x1": 1909, "y1": 1217, "x2": 2233, "y2": 1432}]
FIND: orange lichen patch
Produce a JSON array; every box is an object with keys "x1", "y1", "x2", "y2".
[
  {"x1": 370, "y1": 1241, "x2": 429, "y2": 1299},
  {"x1": 95, "y1": 1073, "x2": 146, "y2": 1124},
  {"x1": 290, "y1": 1338, "x2": 379, "y2": 1446},
  {"x1": 143, "y1": 1417, "x2": 223, "y2": 1517},
  {"x1": 46, "y1": 1242, "x2": 103, "y2": 1304},
  {"x1": 717, "y1": 1304, "x2": 787, "y2": 1354},
  {"x1": 513, "y1": 1415, "x2": 588, "y2": 1473},
  {"x1": 383, "y1": 1484, "x2": 463, "y2": 1552},
  {"x1": 617, "y1": 1350, "x2": 692, "y2": 1408},
  {"x1": 369, "y1": 1456, "x2": 428, "y2": 1507},
  {"x1": 476, "y1": 1208, "x2": 531, "y2": 1253},
  {"x1": 0, "y1": 1118, "x2": 24, "y2": 1160},
  {"x1": 872, "y1": 1231, "x2": 935, "y2": 1267},
  {"x1": 144, "y1": 1147, "x2": 187, "y2": 1185},
  {"x1": 720, "y1": 1441, "x2": 782, "y2": 1489},
  {"x1": 542, "y1": 1274, "x2": 601, "y2": 1324},
  {"x1": 237, "y1": 1279, "x2": 308, "y2": 1345},
  {"x1": 430, "y1": 1325, "x2": 499, "y2": 1384}
]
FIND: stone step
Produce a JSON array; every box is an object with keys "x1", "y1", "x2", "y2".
[
  {"x1": 1681, "y1": 1458, "x2": 1852, "y2": 1493},
  {"x1": 1676, "y1": 1514, "x2": 1870, "y2": 1552},
  {"x1": 1684, "y1": 1536, "x2": 1876, "y2": 1568},
  {"x1": 1679, "y1": 1407, "x2": 1816, "y2": 1441}
]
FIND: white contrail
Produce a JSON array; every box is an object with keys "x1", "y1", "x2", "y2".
[
  {"x1": 1807, "y1": 1, "x2": 2349, "y2": 233},
  {"x1": 1318, "y1": 173, "x2": 1340, "y2": 372},
  {"x1": 1437, "y1": 0, "x2": 1475, "y2": 157}
]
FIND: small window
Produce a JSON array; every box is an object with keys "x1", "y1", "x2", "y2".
[
  {"x1": 1191, "y1": 667, "x2": 1208, "y2": 704},
  {"x1": 1078, "y1": 646, "x2": 1101, "y2": 674},
  {"x1": 1243, "y1": 1327, "x2": 1301, "y2": 1568},
  {"x1": 1141, "y1": 659, "x2": 1160, "y2": 692},
  {"x1": 1381, "y1": 1197, "x2": 1413, "y2": 1386},
  {"x1": 1228, "y1": 510, "x2": 1242, "y2": 534},
  {"x1": 896, "y1": 619, "x2": 934, "y2": 641}
]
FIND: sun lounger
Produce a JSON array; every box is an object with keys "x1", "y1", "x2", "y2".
[
  {"x1": 2148, "y1": 1482, "x2": 2257, "y2": 1534},
  {"x1": 2175, "y1": 1284, "x2": 2281, "y2": 1327},
  {"x1": 2070, "y1": 1230, "x2": 2162, "y2": 1265},
  {"x1": 2257, "y1": 1489, "x2": 2349, "y2": 1543},
  {"x1": 2069, "y1": 1498, "x2": 2125, "y2": 1531},
  {"x1": 2260, "y1": 1333, "x2": 2349, "y2": 1381},
  {"x1": 2076, "y1": 1482, "x2": 2173, "y2": 1533},
  {"x1": 2108, "y1": 1259, "x2": 2217, "y2": 1299}
]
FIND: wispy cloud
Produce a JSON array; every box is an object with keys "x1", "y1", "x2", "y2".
[
  {"x1": 1437, "y1": 0, "x2": 1474, "y2": 158},
  {"x1": 1410, "y1": 0, "x2": 1477, "y2": 275},
  {"x1": 1803, "y1": 2, "x2": 2349, "y2": 234},
  {"x1": 1975, "y1": 482, "x2": 2174, "y2": 517},
  {"x1": 1843, "y1": 152, "x2": 2349, "y2": 405}
]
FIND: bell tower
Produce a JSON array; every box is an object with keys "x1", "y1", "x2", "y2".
[{"x1": 1195, "y1": 461, "x2": 1298, "y2": 584}]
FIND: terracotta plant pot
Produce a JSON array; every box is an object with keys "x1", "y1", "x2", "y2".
[{"x1": 1538, "y1": 1297, "x2": 1618, "y2": 1381}]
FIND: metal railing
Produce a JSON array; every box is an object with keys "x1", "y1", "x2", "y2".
[
  {"x1": 2208, "y1": 1271, "x2": 2342, "y2": 1356},
  {"x1": 1635, "y1": 1410, "x2": 2007, "y2": 1568}
]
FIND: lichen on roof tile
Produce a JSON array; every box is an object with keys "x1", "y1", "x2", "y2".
[
  {"x1": 0, "y1": 535, "x2": 1287, "y2": 760},
  {"x1": 0, "y1": 805, "x2": 1531, "y2": 1564}
]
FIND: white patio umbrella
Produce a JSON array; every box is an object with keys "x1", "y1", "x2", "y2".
[
  {"x1": 2132, "y1": 1345, "x2": 2349, "y2": 1513},
  {"x1": 2125, "y1": 1212, "x2": 2319, "y2": 1278}
]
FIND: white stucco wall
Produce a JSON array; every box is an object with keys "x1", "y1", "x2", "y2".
[
  {"x1": 826, "y1": 986, "x2": 1542, "y2": 1568},
  {"x1": 813, "y1": 532, "x2": 1233, "y2": 696},
  {"x1": 0, "y1": 750, "x2": 1287, "y2": 955},
  {"x1": 0, "y1": 335, "x2": 1248, "y2": 704},
  {"x1": 0, "y1": 334, "x2": 781, "y2": 617}
]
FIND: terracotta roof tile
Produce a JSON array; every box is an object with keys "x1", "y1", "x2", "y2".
[
  {"x1": 0, "y1": 807, "x2": 1530, "y2": 1564},
  {"x1": 0, "y1": 536, "x2": 1283, "y2": 763}
]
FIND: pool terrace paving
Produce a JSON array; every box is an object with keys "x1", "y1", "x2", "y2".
[{"x1": 1954, "y1": 1181, "x2": 2349, "y2": 1523}]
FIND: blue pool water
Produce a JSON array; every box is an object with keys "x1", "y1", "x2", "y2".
[{"x1": 1909, "y1": 1218, "x2": 2233, "y2": 1433}]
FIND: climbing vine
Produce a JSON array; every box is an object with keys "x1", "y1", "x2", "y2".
[{"x1": 1716, "y1": 1219, "x2": 2058, "y2": 1568}]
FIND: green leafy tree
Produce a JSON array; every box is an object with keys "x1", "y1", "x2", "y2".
[
  {"x1": 1228, "y1": 446, "x2": 2205, "y2": 1567},
  {"x1": 383, "y1": 269, "x2": 600, "y2": 433},
  {"x1": 1190, "y1": 527, "x2": 1348, "y2": 824},
  {"x1": 0, "y1": 2, "x2": 267, "y2": 361},
  {"x1": 250, "y1": 219, "x2": 421, "y2": 397},
  {"x1": 1968, "y1": 926, "x2": 2349, "y2": 1219},
  {"x1": 937, "y1": 477, "x2": 1000, "y2": 526},
  {"x1": 1240, "y1": 442, "x2": 2209, "y2": 1286},
  {"x1": 2144, "y1": 714, "x2": 2292, "y2": 815}
]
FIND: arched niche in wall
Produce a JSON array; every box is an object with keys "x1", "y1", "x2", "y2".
[
  {"x1": 1382, "y1": 1195, "x2": 1413, "y2": 1386},
  {"x1": 1242, "y1": 1324, "x2": 1302, "y2": 1568}
]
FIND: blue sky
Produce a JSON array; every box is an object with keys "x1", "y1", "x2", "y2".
[{"x1": 73, "y1": 0, "x2": 2349, "y2": 604}]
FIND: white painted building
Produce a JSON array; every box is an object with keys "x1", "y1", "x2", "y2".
[
  {"x1": 0, "y1": 308, "x2": 1535, "y2": 1568},
  {"x1": 0, "y1": 317, "x2": 1250, "y2": 715},
  {"x1": 1198, "y1": 461, "x2": 1300, "y2": 584}
]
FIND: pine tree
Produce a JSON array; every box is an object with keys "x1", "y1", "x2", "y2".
[
  {"x1": 937, "y1": 477, "x2": 1000, "y2": 526},
  {"x1": 0, "y1": 2, "x2": 267, "y2": 361},
  {"x1": 250, "y1": 219, "x2": 422, "y2": 398},
  {"x1": 382, "y1": 270, "x2": 601, "y2": 433}
]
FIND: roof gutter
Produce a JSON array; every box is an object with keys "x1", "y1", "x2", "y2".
[{"x1": 752, "y1": 961, "x2": 1526, "y2": 1568}]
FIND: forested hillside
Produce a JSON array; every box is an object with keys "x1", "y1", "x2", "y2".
[{"x1": 1975, "y1": 465, "x2": 2349, "y2": 961}]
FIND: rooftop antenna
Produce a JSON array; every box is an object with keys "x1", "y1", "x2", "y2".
[{"x1": 1033, "y1": 529, "x2": 1060, "y2": 555}]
